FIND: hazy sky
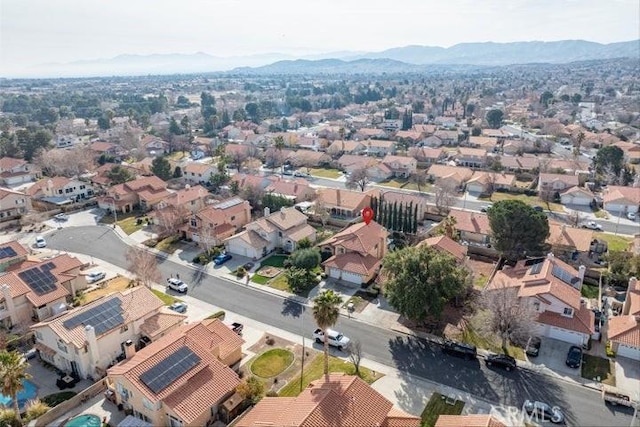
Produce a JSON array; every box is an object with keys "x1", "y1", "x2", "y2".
[{"x1": 1, "y1": 0, "x2": 638, "y2": 72}]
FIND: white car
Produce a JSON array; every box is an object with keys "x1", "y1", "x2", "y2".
[
  {"x1": 628, "y1": 212, "x2": 637, "y2": 221},
  {"x1": 313, "y1": 328, "x2": 351, "y2": 351},
  {"x1": 86, "y1": 271, "x2": 106, "y2": 284},
  {"x1": 167, "y1": 278, "x2": 188, "y2": 293},
  {"x1": 581, "y1": 221, "x2": 603, "y2": 231},
  {"x1": 35, "y1": 236, "x2": 47, "y2": 248}
]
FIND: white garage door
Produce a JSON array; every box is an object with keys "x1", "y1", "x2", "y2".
[
  {"x1": 547, "y1": 326, "x2": 583, "y2": 346},
  {"x1": 227, "y1": 242, "x2": 257, "y2": 259},
  {"x1": 341, "y1": 271, "x2": 364, "y2": 284},
  {"x1": 617, "y1": 344, "x2": 640, "y2": 361},
  {"x1": 329, "y1": 268, "x2": 341, "y2": 279}
]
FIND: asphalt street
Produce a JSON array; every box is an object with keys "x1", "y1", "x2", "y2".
[{"x1": 47, "y1": 226, "x2": 636, "y2": 427}]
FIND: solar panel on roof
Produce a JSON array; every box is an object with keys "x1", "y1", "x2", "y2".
[
  {"x1": 0, "y1": 247, "x2": 17, "y2": 259},
  {"x1": 62, "y1": 297, "x2": 124, "y2": 335},
  {"x1": 213, "y1": 197, "x2": 243, "y2": 210},
  {"x1": 551, "y1": 265, "x2": 579, "y2": 287},
  {"x1": 18, "y1": 265, "x2": 57, "y2": 295},
  {"x1": 139, "y1": 346, "x2": 201, "y2": 394},
  {"x1": 529, "y1": 261, "x2": 544, "y2": 275}
]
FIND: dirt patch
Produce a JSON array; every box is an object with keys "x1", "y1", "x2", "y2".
[
  {"x1": 466, "y1": 258, "x2": 496, "y2": 289},
  {"x1": 84, "y1": 276, "x2": 132, "y2": 303},
  {"x1": 257, "y1": 266, "x2": 282, "y2": 278}
]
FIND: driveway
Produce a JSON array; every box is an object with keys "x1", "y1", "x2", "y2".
[
  {"x1": 526, "y1": 337, "x2": 583, "y2": 380},
  {"x1": 615, "y1": 357, "x2": 640, "y2": 399}
]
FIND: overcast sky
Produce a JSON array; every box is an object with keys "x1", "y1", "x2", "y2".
[{"x1": 1, "y1": 0, "x2": 638, "y2": 73}]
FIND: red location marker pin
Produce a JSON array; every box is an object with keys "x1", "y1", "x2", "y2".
[{"x1": 362, "y1": 206, "x2": 374, "y2": 225}]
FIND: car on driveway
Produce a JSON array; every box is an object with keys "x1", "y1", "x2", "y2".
[
  {"x1": 525, "y1": 336, "x2": 541, "y2": 357},
  {"x1": 485, "y1": 354, "x2": 517, "y2": 371},
  {"x1": 86, "y1": 271, "x2": 106, "y2": 284},
  {"x1": 533, "y1": 206, "x2": 544, "y2": 212},
  {"x1": 523, "y1": 400, "x2": 564, "y2": 424},
  {"x1": 566, "y1": 345, "x2": 582, "y2": 368},
  {"x1": 214, "y1": 253, "x2": 233, "y2": 265},
  {"x1": 35, "y1": 236, "x2": 47, "y2": 248},
  {"x1": 169, "y1": 302, "x2": 187, "y2": 313},
  {"x1": 242, "y1": 262, "x2": 255, "y2": 271},
  {"x1": 167, "y1": 278, "x2": 188, "y2": 293},
  {"x1": 442, "y1": 340, "x2": 477, "y2": 360}
]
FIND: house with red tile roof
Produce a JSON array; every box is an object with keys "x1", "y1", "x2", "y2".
[
  {"x1": 0, "y1": 240, "x2": 28, "y2": 273},
  {"x1": 316, "y1": 188, "x2": 377, "y2": 219},
  {"x1": 559, "y1": 186, "x2": 594, "y2": 207},
  {"x1": 182, "y1": 162, "x2": 217, "y2": 185},
  {"x1": 602, "y1": 185, "x2": 640, "y2": 216},
  {"x1": 418, "y1": 235, "x2": 468, "y2": 263},
  {"x1": 98, "y1": 176, "x2": 170, "y2": 213},
  {"x1": 30, "y1": 286, "x2": 181, "y2": 379},
  {"x1": 466, "y1": 171, "x2": 516, "y2": 195},
  {"x1": 90, "y1": 163, "x2": 146, "y2": 189},
  {"x1": 0, "y1": 157, "x2": 41, "y2": 186},
  {"x1": 381, "y1": 190, "x2": 430, "y2": 220},
  {"x1": 0, "y1": 187, "x2": 31, "y2": 225},
  {"x1": 456, "y1": 147, "x2": 488, "y2": 168},
  {"x1": 365, "y1": 139, "x2": 397, "y2": 157},
  {"x1": 1, "y1": 253, "x2": 86, "y2": 329},
  {"x1": 288, "y1": 150, "x2": 331, "y2": 167},
  {"x1": 382, "y1": 155, "x2": 417, "y2": 178},
  {"x1": 408, "y1": 146, "x2": 445, "y2": 166},
  {"x1": 537, "y1": 173, "x2": 579, "y2": 194},
  {"x1": 546, "y1": 222, "x2": 594, "y2": 257},
  {"x1": 427, "y1": 165, "x2": 473, "y2": 190},
  {"x1": 265, "y1": 177, "x2": 316, "y2": 202},
  {"x1": 319, "y1": 220, "x2": 388, "y2": 285},
  {"x1": 156, "y1": 185, "x2": 210, "y2": 214},
  {"x1": 607, "y1": 277, "x2": 640, "y2": 360},
  {"x1": 337, "y1": 155, "x2": 392, "y2": 180},
  {"x1": 498, "y1": 155, "x2": 540, "y2": 172},
  {"x1": 106, "y1": 318, "x2": 243, "y2": 427},
  {"x1": 26, "y1": 177, "x2": 95, "y2": 203},
  {"x1": 180, "y1": 197, "x2": 252, "y2": 246},
  {"x1": 234, "y1": 373, "x2": 420, "y2": 427},
  {"x1": 487, "y1": 253, "x2": 594, "y2": 346},
  {"x1": 327, "y1": 139, "x2": 367, "y2": 156},
  {"x1": 447, "y1": 209, "x2": 491, "y2": 246},
  {"x1": 468, "y1": 136, "x2": 499, "y2": 151},
  {"x1": 435, "y1": 414, "x2": 506, "y2": 427}
]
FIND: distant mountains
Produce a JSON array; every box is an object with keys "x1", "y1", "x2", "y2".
[{"x1": 13, "y1": 39, "x2": 639, "y2": 78}]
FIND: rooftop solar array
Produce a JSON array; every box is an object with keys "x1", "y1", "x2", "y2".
[
  {"x1": 528, "y1": 261, "x2": 544, "y2": 275},
  {"x1": 213, "y1": 197, "x2": 243, "y2": 210},
  {"x1": 63, "y1": 297, "x2": 124, "y2": 336},
  {"x1": 18, "y1": 265, "x2": 57, "y2": 295},
  {"x1": 139, "y1": 346, "x2": 201, "y2": 394},
  {"x1": 0, "y1": 247, "x2": 17, "y2": 260},
  {"x1": 551, "y1": 265, "x2": 580, "y2": 286}
]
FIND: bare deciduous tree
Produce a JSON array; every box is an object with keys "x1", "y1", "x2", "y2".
[
  {"x1": 197, "y1": 221, "x2": 218, "y2": 254},
  {"x1": 409, "y1": 170, "x2": 428, "y2": 193},
  {"x1": 314, "y1": 197, "x2": 330, "y2": 227},
  {"x1": 127, "y1": 247, "x2": 162, "y2": 288},
  {"x1": 567, "y1": 211, "x2": 585, "y2": 227},
  {"x1": 34, "y1": 146, "x2": 96, "y2": 177},
  {"x1": 345, "y1": 167, "x2": 370, "y2": 192},
  {"x1": 264, "y1": 147, "x2": 285, "y2": 173},
  {"x1": 154, "y1": 206, "x2": 186, "y2": 239},
  {"x1": 347, "y1": 340, "x2": 363, "y2": 377},
  {"x1": 433, "y1": 182, "x2": 456, "y2": 215}
]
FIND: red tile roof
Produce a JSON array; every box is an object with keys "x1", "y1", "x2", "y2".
[
  {"x1": 435, "y1": 414, "x2": 506, "y2": 427},
  {"x1": 418, "y1": 235, "x2": 467, "y2": 262},
  {"x1": 320, "y1": 221, "x2": 387, "y2": 255},
  {"x1": 608, "y1": 316, "x2": 640, "y2": 347}
]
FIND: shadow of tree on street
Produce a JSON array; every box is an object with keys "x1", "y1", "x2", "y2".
[{"x1": 282, "y1": 297, "x2": 305, "y2": 318}]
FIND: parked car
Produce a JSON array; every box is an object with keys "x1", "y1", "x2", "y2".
[
  {"x1": 313, "y1": 328, "x2": 350, "y2": 351},
  {"x1": 294, "y1": 171, "x2": 309, "y2": 177},
  {"x1": 214, "y1": 253, "x2": 233, "y2": 265},
  {"x1": 485, "y1": 354, "x2": 517, "y2": 371},
  {"x1": 166, "y1": 278, "x2": 188, "y2": 293},
  {"x1": 581, "y1": 221, "x2": 603, "y2": 230},
  {"x1": 442, "y1": 340, "x2": 477, "y2": 360},
  {"x1": 480, "y1": 205, "x2": 492, "y2": 213},
  {"x1": 35, "y1": 236, "x2": 47, "y2": 248},
  {"x1": 566, "y1": 345, "x2": 582, "y2": 368},
  {"x1": 242, "y1": 262, "x2": 255, "y2": 271},
  {"x1": 523, "y1": 400, "x2": 564, "y2": 424},
  {"x1": 628, "y1": 212, "x2": 637, "y2": 220},
  {"x1": 54, "y1": 213, "x2": 69, "y2": 221},
  {"x1": 168, "y1": 302, "x2": 187, "y2": 313},
  {"x1": 229, "y1": 322, "x2": 244, "y2": 335},
  {"x1": 525, "y1": 336, "x2": 541, "y2": 357},
  {"x1": 86, "y1": 271, "x2": 106, "y2": 284}
]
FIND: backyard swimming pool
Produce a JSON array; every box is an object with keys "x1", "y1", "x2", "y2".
[
  {"x1": 0, "y1": 379, "x2": 37, "y2": 408},
  {"x1": 64, "y1": 414, "x2": 101, "y2": 427}
]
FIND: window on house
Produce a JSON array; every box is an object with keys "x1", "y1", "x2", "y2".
[
  {"x1": 278, "y1": 231, "x2": 282, "y2": 237},
  {"x1": 142, "y1": 397, "x2": 157, "y2": 411},
  {"x1": 80, "y1": 185, "x2": 85, "y2": 190},
  {"x1": 231, "y1": 216, "x2": 235, "y2": 221},
  {"x1": 58, "y1": 189, "x2": 63, "y2": 194},
  {"x1": 190, "y1": 219, "x2": 197, "y2": 227},
  {"x1": 533, "y1": 301, "x2": 540, "y2": 311},
  {"x1": 563, "y1": 307, "x2": 573, "y2": 316},
  {"x1": 57, "y1": 340, "x2": 68, "y2": 353}
]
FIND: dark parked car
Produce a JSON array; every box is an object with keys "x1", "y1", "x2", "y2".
[
  {"x1": 533, "y1": 206, "x2": 544, "y2": 212},
  {"x1": 566, "y1": 345, "x2": 582, "y2": 368},
  {"x1": 242, "y1": 262, "x2": 255, "y2": 271},
  {"x1": 442, "y1": 340, "x2": 477, "y2": 360},
  {"x1": 523, "y1": 400, "x2": 564, "y2": 424},
  {"x1": 485, "y1": 354, "x2": 517, "y2": 371},
  {"x1": 214, "y1": 253, "x2": 233, "y2": 265},
  {"x1": 525, "y1": 336, "x2": 541, "y2": 357}
]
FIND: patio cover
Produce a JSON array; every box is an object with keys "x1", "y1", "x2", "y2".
[{"x1": 117, "y1": 415, "x2": 154, "y2": 427}]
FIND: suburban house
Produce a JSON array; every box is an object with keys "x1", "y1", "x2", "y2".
[
  {"x1": 26, "y1": 177, "x2": 95, "y2": 204},
  {"x1": 455, "y1": 147, "x2": 488, "y2": 168},
  {"x1": 559, "y1": 186, "x2": 594, "y2": 207},
  {"x1": 30, "y1": 287, "x2": 183, "y2": 380},
  {"x1": 435, "y1": 414, "x2": 506, "y2": 427},
  {"x1": 0, "y1": 187, "x2": 31, "y2": 224},
  {"x1": 466, "y1": 171, "x2": 516, "y2": 195},
  {"x1": 381, "y1": 190, "x2": 430, "y2": 220},
  {"x1": 91, "y1": 163, "x2": 146, "y2": 189},
  {"x1": 224, "y1": 207, "x2": 316, "y2": 259},
  {"x1": 315, "y1": 188, "x2": 376, "y2": 219},
  {"x1": 182, "y1": 162, "x2": 217, "y2": 185},
  {"x1": 287, "y1": 150, "x2": 331, "y2": 167},
  {"x1": 338, "y1": 155, "x2": 392, "y2": 180},
  {"x1": 602, "y1": 185, "x2": 640, "y2": 215},
  {"x1": 537, "y1": 173, "x2": 580, "y2": 195},
  {"x1": 0, "y1": 240, "x2": 28, "y2": 274},
  {"x1": 422, "y1": 135, "x2": 444, "y2": 147},
  {"x1": 614, "y1": 140, "x2": 640, "y2": 164},
  {"x1": 546, "y1": 222, "x2": 594, "y2": 259},
  {"x1": 468, "y1": 136, "x2": 499, "y2": 151},
  {"x1": 156, "y1": 185, "x2": 210, "y2": 214},
  {"x1": 181, "y1": 197, "x2": 252, "y2": 245},
  {"x1": 90, "y1": 141, "x2": 121, "y2": 158},
  {"x1": 447, "y1": 209, "x2": 491, "y2": 246},
  {"x1": 140, "y1": 135, "x2": 169, "y2": 155},
  {"x1": 427, "y1": 165, "x2": 474, "y2": 190},
  {"x1": 234, "y1": 373, "x2": 420, "y2": 427},
  {"x1": 230, "y1": 174, "x2": 272, "y2": 192},
  {"x1": 395, "y1": 130, "x2": 424, "y2": 142},
  {"x1": 499, "y1": 155, "x2": 540, "y2": 172},
  {"x1": 0, "y1": 157, "x2": 41, "y2": 186},
  {"x1": 433, "y1": 130, "x2": 459, "y2": 145},
  {"x1": 418, "y1": 235, "x2": 468, "y2": 263},
  {"x1": 98, "y1": 176, "x2": 170, "y2": 213},
  {"x1": 487, "y1": 253, "x2": 593, "y2": 346},
  {"x1": 1, "y1": 253, "x2": 86, "y2": 328},
  {"x1": 265, "y1": 178, "x2": 316, "y2": 202},
  {"x1": 106, "y1": 319, "x2": 243, "y2": 427},
  {"x1": 319, "y1": 220, "x2": 388, "y2": 285},
  {"x1": 607, "y1": 277, "x2": 640, "y2": 360},
  {"x1": 327, "y1": 140, "x2": 366, "y2": 155},
  {"x1": 365, "y1": 139, "x2": 397, "y2": 157},
  {"x1": 547, "y1": 159, "x2": 590, "y2": 175},
  {"x1": 381, "y1": 155, "x2": 417, "y2": 178},
  {"x1": 409, "y1": 147, "x2": 446, "y2": 166}
]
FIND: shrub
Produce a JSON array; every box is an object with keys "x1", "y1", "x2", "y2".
[
  {"x1": 290, "y1": 248, "x2": 321, "y2": 270},
  {"x1": 24, "y1": 399, "x2": 51, "y2": 422},
  {"x1": 143, "y1": 239, "x2": 158, "y2": 247},
  {"x1": 605, "y1": 341, "x2": 616, "y2": 358},
  {"x1": 0, "y1": 408, "x2": 20, "y2": 427},
  {"x1": 207, "y1": 310, "x2": 226, "y2": 320},
  {"x1": 42, "y1": 391, "x2": 77, "y2": 407},
  {"x1": 192, "y1": 255, "x2": 201, "y2": 264},
  {"x1": 265, "y1": 336, "x2": 275, "y2": 345},
  {"x1": 236, "y1": 267, "x2": 247, "y2": 278}
]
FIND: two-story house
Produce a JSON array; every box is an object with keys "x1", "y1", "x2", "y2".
[
  {"x1": 1, "y1": 253, "x2": 86, "y2": 329},
  {"x1": 140, "y1": 135, "x2": 169, "y2": 155},
  {"x1": 546, "y1": 222, "x2": 594, "y2": 259},
  {"x1": 30, "y1": 287, "x2": 183, "y2": 380},
  {"x1": 607, "y1": 277, "x2": 640, "y2": 360},
  {"x1": 26, "y1": 177, "x2": 95, "y2": 204},
  {"x1": 224, "y1": 207, "x2": 316, "y2": 259},
  {"x1": 319, "y1": 220, "x2": 388, "y2": 286},
  {"x1": 0, "y1": 157, "x2": 41, "y2": 186},
  {"x1": 98, "y1": 176, "x2": 170, "y2": 213},
  {"x1": 182, "y1": 162, "x2": 217, "y2": 186},
  {"x1": 106, "y1": 319, "x2": 243, "y2": 427},
  {"x1": 455, "y1": 147, "x2": 488, "y2": 168},
  {"x1": 0, "y1": 187, "x2": 31, "y2": 225},
  {"x1": 466, "y1": 171, "x2": 516, "y2": 195},
  {"x1": 381, "y1": 155, "x2": 417, "y2": 178},
  {"x1": 327, "y1": 140, "x2": 366, "y2": 156},
  {"x1": 417, "y1": 235, "x2": 468, "y2": 263},
  {"x1": 315, "y1": 188, "x2": 377, "y2": 219},
  {"x1": 156, "y1": 185, "x2": 210, "y2": 214},
  {"x1": 181, "y1": 197, "x2": 252, "y2": 246},
  {"x1": 537, "y1": 173, "x2": 579, "y2": 197},
  {"x1": 408, "y1": 147, "x2": 445, "y2": 167},
  {"x1": 602, "y1": 185, "x2": 640, "y2": 216},
  {"x1": 433, "y1": 130, "x2": 459, "y2": 145},
  {"x1": 487, "y1": 253, "x2": 593, "y2": 346},
  {"x1": 365, "y1": 140, "x2": 397, "y2": 157},
  {"x1": 427, "y1": 165, "x2": 473, "y2": 190},
  {"x1": 499, "y1": 155, "x2": 540, "y2": 173},
  {"x1": 288, "y1": 150, "x2": 331, "y2": 168}
]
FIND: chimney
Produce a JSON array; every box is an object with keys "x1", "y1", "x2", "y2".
[
  {"x1": 85, "y1": 325, "x2": 100, "y2": 365},
  {"x1": 1, "y1": 285, "x2": 16, "y2": 324},
  {"x1": 630, "y1": 277, "x2": 639, "y2": 292},
  {"x1": 336, "y1": 189, "x2": 341, "y2": 206},
  {"x1": 264, "y1": 207, "x2": 270, "y2": 217},
  {"x1": 280, "y1": 206, "x2": 286, "y2": 217},
  {"x1": 578, "y1": 265, "x2": 586, "y2": 284},
  {"x1": 124, "y1": 339, "x2": 136, "y2": 359}
]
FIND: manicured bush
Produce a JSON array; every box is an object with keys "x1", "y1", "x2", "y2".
[
  {"x1": 207, "y1": 310, "x2": 226, "y2": 320},
  {"x1": 42, "y1": 391, "x2": 77, "y2": 407}
]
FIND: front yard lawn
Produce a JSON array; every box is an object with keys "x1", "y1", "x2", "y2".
[
  {"x1": 309, "y1": 168, "x2": 343, "y2": 179},
  {"x1": 279, "y1": 354, "x2": 380, "y2": 397},
  {"x1": 582, "y1": 354, "x2": 615, "y2": 385},
  {"x1": 420, "y1": 392, "x2": 465, "y2": 427},
  {"x1": 268, "y1": 273, "x2": 313, "y2": 298},
  {"x1": 594, "y1": 232, "x2": 632, "y2": 252},
  {"x1": 150, "y1": 289, "x2": 182, "y2": 305},
  {"x1": 251, "y1": 348, "x2": 295, "y2": 378},
  {"x1": 481, "y1": 193, "x2": 564, "y2": 212},
  {"x1": 377, "y1": 178, "x2": 431, "y2": 192},
  {"x1": 155, "y1": 236, "x2": 183, "y2": 254},
  {"x1": 84, "y1": 276, "x2": 131, "y2": 303},
  {"x1": 260, "y1": 254, "x2": 288, "y2": 268},
  {"x1": 251, "y1": 274, "x2": 270, "y2": 285},
  {"x1": 593, "y1": 209, "x2": 609, "y2": 219}
]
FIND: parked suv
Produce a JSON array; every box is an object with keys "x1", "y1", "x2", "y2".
[
  {"x1": 566, "y1": 345, "x2": 582, "y2": 368},
  {"x1": 442, "y1": 340, "x2": 477, "y2": 360},
  {"x1": 485, "y1": 354, "x2": 517, "y2": 371},
  {"x1": 166, "y1": 278, "x2": 188, "y2": 293}
]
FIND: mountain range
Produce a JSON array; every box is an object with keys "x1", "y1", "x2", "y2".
[{"x1": 12, "y1": 39, "x2": 639, "y2": 78}]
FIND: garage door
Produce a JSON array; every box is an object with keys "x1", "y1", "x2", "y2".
[
  {"x1": 547, "y1": 326, "x2": 583, "y2": 346},
  {"x1": 617, "y1": 344, "x2": 640, "y2": 361},
  {"x1": 341, "y1": 271, "x2": 364, "y2": 284},
  {"x1": 329, "y1": 268, "x2": 341, "y2": 279}
]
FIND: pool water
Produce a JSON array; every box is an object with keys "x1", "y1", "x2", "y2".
[
  {"x1": 0, "y1": 379, "x2": 37, "y2": 408},
  {"x1": 65, "y1": 414, "x2": 101, "y2": 427}
]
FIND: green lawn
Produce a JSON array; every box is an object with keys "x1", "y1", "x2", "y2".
[
  {"x1": 260, "y1": 255, "x2": 288, "y2": 268},
  {"x1": 582, "y1": 354, "x2": 615, "y2": 385},
  {"x1": 473, "y1": 273, "x2": 490, "y2": 289},
  {"x1": 269, "y1": 272, "x2": 313, "y2": 297},
  {"x1": 593, "y1": 209, "x2": 609, "y2": 219},
  {"x1": 377, "y1": 178, "x2": 432, "y2": 192},
  {"x1": 251, "y1": 274, "x2": 270, "y2": 285},
  {"x1": 309, "y1": 168, "x2": 343, "y2": 179},
  {"x1": 581, "y1": 283, "x2": 599, "y2": 299},
  {"x1": 279, "y1": 355, "x2": 380, "y2": 397},
  {"x1": 251, "y1": 348, "x2": 295, "y2": 378},
  {"x1": 420, "y1": 392, "x2": 465, "y2": 427},
  {"x1": 480, "y1": 193, "x2": 564, "y2": 212},
  {"x1": 113, "y1": 216, "x2": 146, "y2": 235},
  {"x1": 460, "y1": 324, "x2": 526, "y2": 360},
  {"x1": 594, "y1": 232, "x2": 632, "y2": 252},
  {"x1": 150, "y1": 289, "x2": 182, "y2": 305},
  {"x1": 166, "y1": 151, "x2": 189, "y2": 160}
]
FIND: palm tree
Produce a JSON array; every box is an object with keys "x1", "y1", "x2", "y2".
[
  {"x1": 312, "y1": 290, "x2": 343, "y2": 376},
  {"x1": 0, "y1": 349, "x2": 32, "y2": 423},
  {"x1": 273, "y1": 135, "x2": 286, "y2": 175}
]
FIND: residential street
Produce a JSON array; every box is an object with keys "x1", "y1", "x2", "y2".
[{"x1": 45, "y1": 225, "x2": 637, "y2": 427}]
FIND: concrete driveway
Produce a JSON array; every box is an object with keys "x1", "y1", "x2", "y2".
[
  {"x1": 526, "y1": 337, "x2": 583, "y2": 380},
  {"x1": 615, "y1": 356, "x2": 640, "y2": 398}
]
